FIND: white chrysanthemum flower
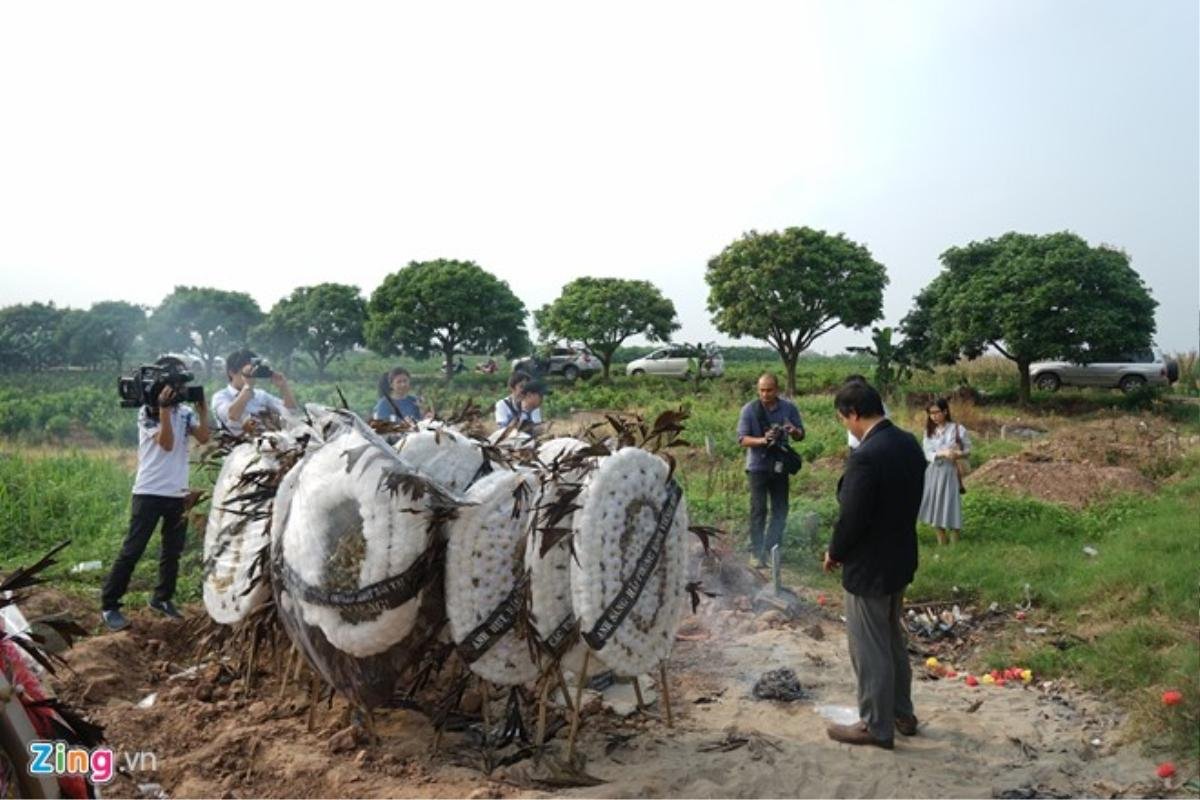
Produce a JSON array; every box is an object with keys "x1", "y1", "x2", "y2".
[
  {"x1": 202, "y1": 443, "x2": 275, "y2": 624},
  {"x1": 274, "y1": 424, "x2": 436, "y2": 658},
  {"x1": 446, "y1": 468, "x2": 541, "y2": 686},
  {"x1": 570, "y1": 447, "x2": 689, "y2": 677},
  {"x1": 393, "y1": 429, "x2": 485, "y2": 494}
]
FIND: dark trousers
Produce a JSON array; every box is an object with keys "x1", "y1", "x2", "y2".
[
  {"x1": 101, "y1": 494, "x2": 187, "y2": 610},
  {"x1": 845, "y1": 590, "x2": 914, "y2": 741},
  {"x1": 747, "y1": 470, "x2": 789, "y2": 560}
]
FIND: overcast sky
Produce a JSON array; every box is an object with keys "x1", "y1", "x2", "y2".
[{"x1": 1, "y1": 1, "x2": 1196, "y2": 354}]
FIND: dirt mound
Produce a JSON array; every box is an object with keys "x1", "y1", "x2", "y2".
[{"x1": 967, "y1": 458, "x2": 1155, "y2": 508}]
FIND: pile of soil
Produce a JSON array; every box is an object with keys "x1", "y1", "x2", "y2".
[{"x1": 967, "y1": 458, "x2": 1155, "y2": 508}]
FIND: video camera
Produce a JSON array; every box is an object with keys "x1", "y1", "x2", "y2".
[{"x1": 118, "y1": 360, "x2": 204, "y2": 409}]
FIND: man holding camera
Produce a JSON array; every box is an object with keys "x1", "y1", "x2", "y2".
[
  {"x1": 211, "y1": 348, "x2": 298, "y2": 436},
  {"x1": 102, "y1": 357, "x2": 210, "y2": 631},
  {"x1": 737, "y1": 373, "x2": 805, "y2": 568}
]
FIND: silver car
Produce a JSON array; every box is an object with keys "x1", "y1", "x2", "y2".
[
  {"x1": 1030, "y1": 349, "x2": 1178, "y2": 393},
  {"x1": 625, "y1": 346, "x2": 725, "y2": 378}
]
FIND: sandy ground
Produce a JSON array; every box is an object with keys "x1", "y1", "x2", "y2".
[{"x1": 40, "y1": 587, "x2": 1176, "y2": 800}]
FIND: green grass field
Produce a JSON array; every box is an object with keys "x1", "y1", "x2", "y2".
[{"x1": 1, "y1": 352, "x2": 1197, "y2": 763}]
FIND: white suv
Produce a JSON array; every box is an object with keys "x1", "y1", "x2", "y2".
[{"x1": 1030, "y1": 349, "x2": 1178, "y2": 393}]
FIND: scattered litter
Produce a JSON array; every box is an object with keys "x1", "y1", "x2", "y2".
[
  {"x1": 136, "y1": 783, "x2": 167, "y2": 799},
  {"x1": 752, "y1": 668, "x2": 807, "y2": 702},
  {"x1": 1024, "y1": 627, "x2": 1048, "y2": 635},
  {"x1": 693, "y1": 689, "x2": 724, "y2": 705},
  {"x1": 1161, "y1": 690, "x2": 1182, "y2": 706},
  {"x1": 1089, "y1": 738, "x2": 1102, "y2": 747},
  {"x1": 1156, "y1": 762, "x2": 1176, "y2": 780},
  {"x1": 1082, "y1": 546, "x2": 1098, "y2": 557},
  {"x1": 166, "y1": 665, "x2": 202, "y2": 682},
  {"x1": 698, "y1": 727, "x2": 782, "y2": 761},
  {"x1": 136, "y1": 692, "x2": 157, "y2": 709},
  {"x1": 814, "y1": 705, "x2": 859, "y2": 725},
  {"x1": 906, "y1": 604, "x2": 972, "y2": 641},
  {"x1": 70, "y1": 560, "x2": 103, "y2": 573}
]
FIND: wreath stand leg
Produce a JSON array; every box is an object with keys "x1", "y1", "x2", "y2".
[
  {"x1": 306, "y1": 672, "x2": 321, "y2": 732},
  {"x1": 632, "y1": 676, "x2": 646, "y2": 713},
  {"x1": 566, "y1": 649, "x2": 591, "y2": 761},
  {"x1": 554, "y1": 663, "x2": 575, "y2": 714},
  {"x1": 479, "y1": 677, "x2": 494, "y2": 770},
  {"x1": 534, "y1": 669, "x2": 552, "y2": 751},
  {"x1": 658, "y1": 661, "x2": 674, "y2": 728}
]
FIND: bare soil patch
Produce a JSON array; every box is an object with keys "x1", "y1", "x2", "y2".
[
  {"x1": 29, "y1": 556, "x2": 1169, "y2": 800},
  {"x1": 967, "y1": 459, "x2": 1156, "y2": 508}
]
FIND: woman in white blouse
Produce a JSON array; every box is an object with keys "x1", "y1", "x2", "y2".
[{"x1": 918, "y1": 397, "x2": 971, "y2": 544}]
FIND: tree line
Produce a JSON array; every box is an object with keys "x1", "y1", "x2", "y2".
[{"x1": 0, "y1": 229, "x2": 1157, "y2": 403}]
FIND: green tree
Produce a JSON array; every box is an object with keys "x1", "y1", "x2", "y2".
[
  {"x1": 257, "y1": 283, "x2": 366, "y2": 377},
  {"x1": 149, "y1": 287, "x2": 264, "y2": 376},
  {"x1": 0, "y1": 302, "x2": 68, "y2": 372},
  {"x1": 706, "y1": 227, "x2": 888, "y2": 395},
  {"x1": 534, "y1": 277, "x2": 679, "y2": 378},
  {"x1": 365, "y1": 260, "x2": 530, "y2": 376},
  {"x1": 71, "y1": 301, "x2": 146, "y2": 370},
  {"x1": 900, "y1": 231, "x2": 1158, "y2": 404}
]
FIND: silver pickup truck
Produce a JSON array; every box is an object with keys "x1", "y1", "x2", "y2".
[{"x1": 1030, "y1": 349, "x2": 1179, "y2": 393}]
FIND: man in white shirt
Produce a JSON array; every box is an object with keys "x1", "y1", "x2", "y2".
[
  {"x1": 101, "y1": 358, "x2": 210, "y2": 631},
  {"x1": 211, "y1": 349, "x2": 299, "y2": 436},
  {"x1": 494, "y1": 371, "x2": 544, "y2": 432}
]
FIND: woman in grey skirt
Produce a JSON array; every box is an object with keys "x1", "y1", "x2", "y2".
[{"x1": 918, "y1": 398, "x2": 971, "y2": 544}]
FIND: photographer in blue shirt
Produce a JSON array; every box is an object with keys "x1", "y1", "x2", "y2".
[{"x1": 736, "y1": 373, "x2": 805, "y2": 567}]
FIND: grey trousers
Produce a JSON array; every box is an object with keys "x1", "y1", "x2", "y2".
[{"x1": 844, "y1": 590, "x2": 914, "y2": 741}]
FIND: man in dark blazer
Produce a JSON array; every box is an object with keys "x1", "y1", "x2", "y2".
[{"x1": 824, "y1": 380, "x2": 927, "y2": 749}]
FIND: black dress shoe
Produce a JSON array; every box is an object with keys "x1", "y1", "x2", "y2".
[{"x1": 148, "y1": 598, "x2": 184, "y2": 619}]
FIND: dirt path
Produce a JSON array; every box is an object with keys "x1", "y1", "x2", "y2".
[{"x1": 45, "y1": 595, "x2": 1170, "y2": 799}]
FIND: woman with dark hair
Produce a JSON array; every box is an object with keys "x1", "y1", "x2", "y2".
[
  {"x1": 918, "y1": 397, "x2": 971, "y2": 544},
  {"x1": 372, "y1": 367, "x2": 422, "y2": 423}
]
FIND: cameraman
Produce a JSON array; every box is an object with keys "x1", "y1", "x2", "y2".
[
  {"x1": 737, "y1": 372, "x2": 805, "y2": 568},
  {"x1": 212, "y1": 348, "x2": 298, "y2": 436},
  {"x1": 101, "y1": 357, "x2": 210, "y2": 631}
]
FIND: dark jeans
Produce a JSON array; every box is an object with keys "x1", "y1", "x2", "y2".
[
  {"x1": 747, "y1": 470, "x2": 789, "y2": 561},
  {"x1": 101, "y1": 494, "x2": 187, "y2": 610}
]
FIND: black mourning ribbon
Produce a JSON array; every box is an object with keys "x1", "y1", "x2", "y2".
[
  {"x1": 581, "y1": 480, "x2": 682, "y2": 651},
  {"x1": 278, "y1": 540, "x2": 443, "y2": 617},
  {"x1": 457, "y1": 572, "x2": 532, "y2": 663}
]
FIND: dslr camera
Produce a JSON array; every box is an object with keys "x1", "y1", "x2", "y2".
[
  {"x1": 248, "y1": 357, "x2": 274, "y2": 379},
  {"x1": 118, "y1": 359, "x2": 204, "y2": 409},
  {"x1": 764, "y1": 423, "x2": 788, "y2": 448}
]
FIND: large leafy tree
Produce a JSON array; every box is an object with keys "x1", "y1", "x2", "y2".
[
  {"x1": 366, "y1": 260, "x2": 530, "y2": 375},
  {"x1": 706, "y1": 227, "x2": 888, "y2": 395},
  {"x1": 534, "y1": 277, "x2": 679, "y2": 378},
  {"x1": 256, "y1": 283, "x2": 366, "y2": 377},
  {"x1": 149, "y1": 287, "x2": 264, "y2": 375},
  {"x1": 0, "y1": 302, "x2": 68, "y2": 372},
  {"x1": 69, "y1": 301, "x2": 146, "y2": 370},
  {"x1": 900, "y1": 231, "x2": 1158, "y2": 404}
]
